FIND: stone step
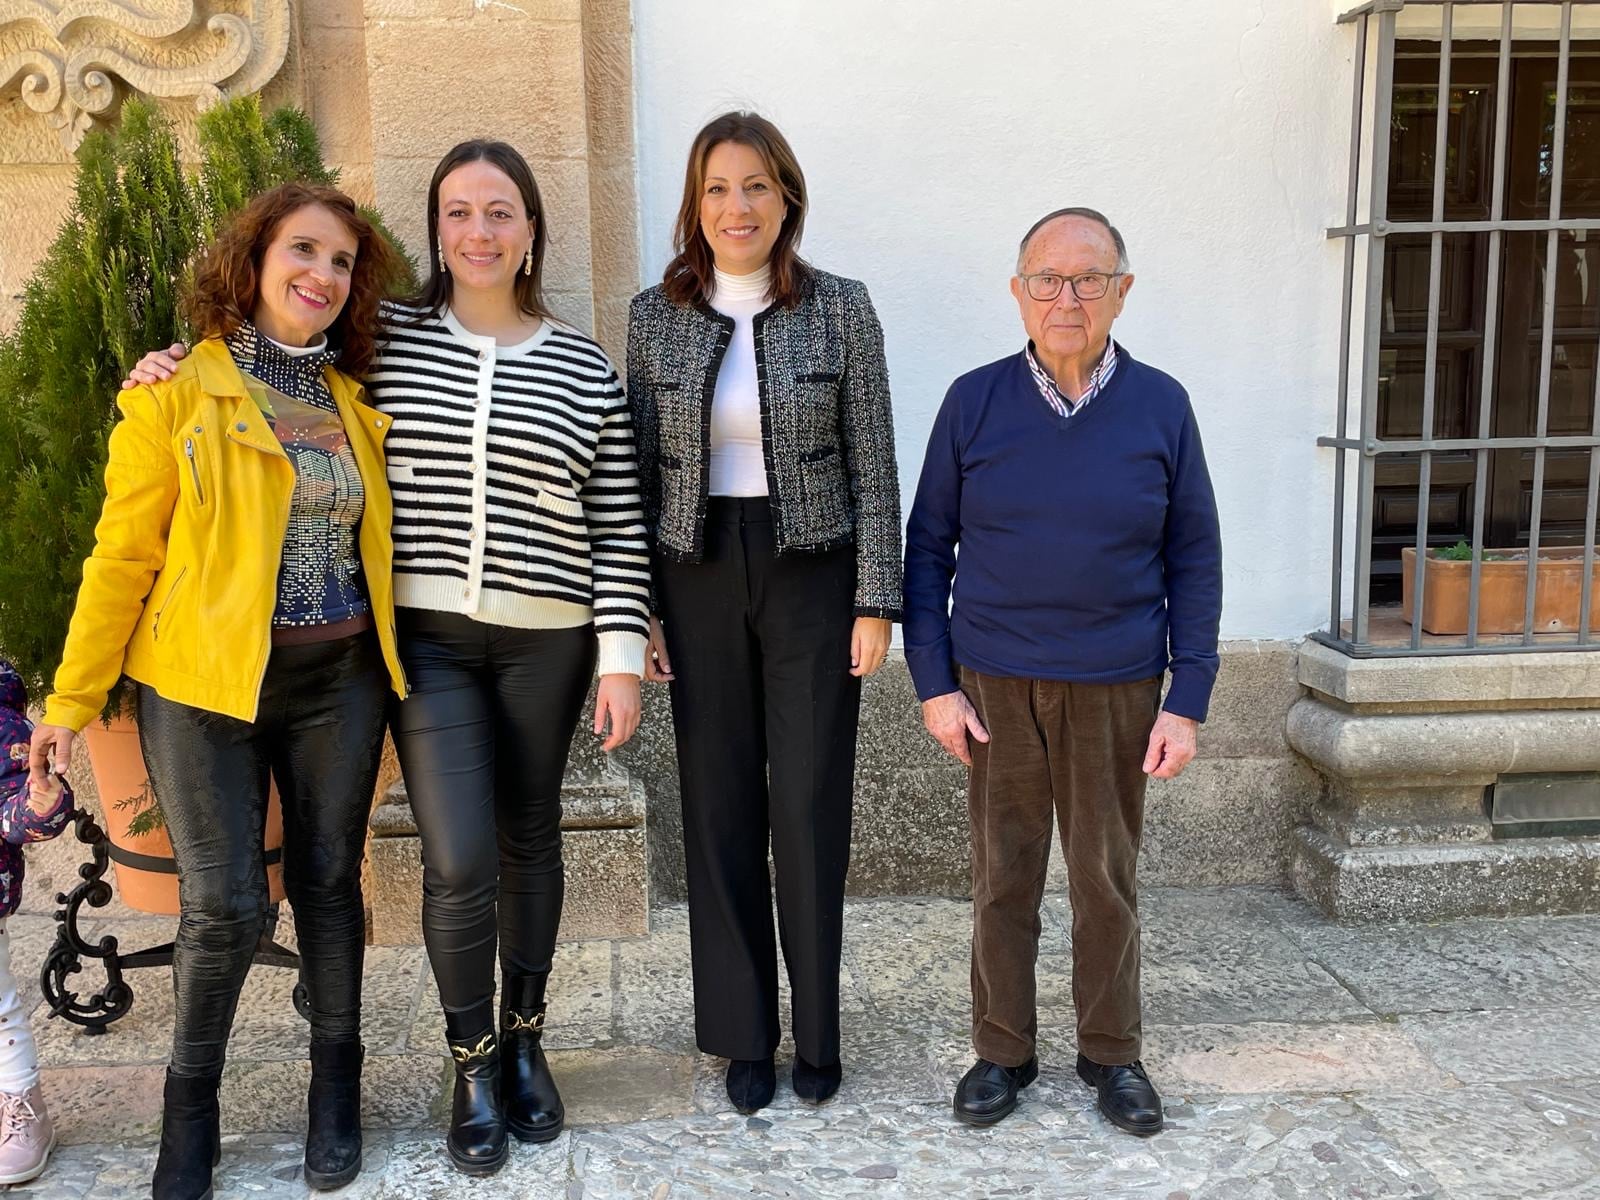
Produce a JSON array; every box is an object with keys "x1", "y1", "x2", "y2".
[{"x1": 366, "y1": 766, "x2": 648, "y2": 945}]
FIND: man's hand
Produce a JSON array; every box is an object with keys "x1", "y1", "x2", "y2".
[
  {"x1": 1142, "y1": 711, "x2": 1198, "y2": 779},
  {"x1": 121, "y1": 342, "x2": 188, "y2": 390},
  {"x1": 921, "y1": 690, "x2": 989, "y2": 766}
]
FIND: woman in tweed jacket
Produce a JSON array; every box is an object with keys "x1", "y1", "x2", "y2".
[{"x1": 627, "y1": 111, "x2": 901, "y2": 1114}]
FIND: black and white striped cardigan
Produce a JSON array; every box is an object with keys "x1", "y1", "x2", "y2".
[{"x1": 366, "y1": 303, "x2": 650, "y2": 676}]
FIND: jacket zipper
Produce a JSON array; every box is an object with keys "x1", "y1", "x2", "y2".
[
  {"x1": 184, "y1": 437, "x2": 205, "y2": 504},
  {"x1": 152, "y1": 566, "x2": 187, "y2": 642}
]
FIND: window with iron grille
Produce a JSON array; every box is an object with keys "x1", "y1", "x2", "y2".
[{"x1": 1322, "y1": 0, "x2": 1600, "y2": 655}]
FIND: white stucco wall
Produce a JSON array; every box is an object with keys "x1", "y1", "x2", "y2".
[{"x1": 632, "y1": 1, "x2": 1356, "y2": 642}]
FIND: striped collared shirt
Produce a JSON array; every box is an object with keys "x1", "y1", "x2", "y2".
[{"x1": 1025, "y1": 338, "x2": 1119, "y2": 419}]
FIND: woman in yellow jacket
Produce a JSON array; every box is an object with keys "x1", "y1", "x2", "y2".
[{"x1": 27, "y1": 183, "x2": 405, "y2": 1200}]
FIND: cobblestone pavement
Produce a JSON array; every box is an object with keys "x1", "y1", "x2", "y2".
[{"x1": 8, "y1": 887, "x2": 1600, "y2": 1198}]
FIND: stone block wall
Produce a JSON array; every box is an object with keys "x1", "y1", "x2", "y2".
[
  {"x1": 1, "y1": 0, "x2": 640, "y2": 343},
  {"x1": 0, "y1": 0, "x2": 313, "y2": 329},
  {"x1": 616, "y1": 639, "x2": 1320, "y2": 904}
]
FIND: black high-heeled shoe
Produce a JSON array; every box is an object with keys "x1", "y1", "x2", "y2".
[
  {"x1": 725, "y1": 1057, "x2": 776, "y2": 1113},
  {"x1": 792, "y1": 1054, "x2": 842, "y2": 1103}
]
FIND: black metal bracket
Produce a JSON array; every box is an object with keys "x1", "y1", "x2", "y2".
[{"x1": 39, "y1": 807, "x2": 309, "y2": 1034}]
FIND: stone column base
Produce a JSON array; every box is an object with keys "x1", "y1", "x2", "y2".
[
  {"x1": 1292, "y1": 826, "x2": 1600, "y2": 922},
  {"x1": 1288, "y1": 639, "x2": 1600, "y2": 921},
  {"x1": 366, "y1": 771, "x2": 649, "y2": 944}
]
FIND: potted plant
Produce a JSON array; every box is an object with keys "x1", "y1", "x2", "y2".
[
  {"x1": 1402, "y1": 541, "x2": 1600, "y2": 636},
  {"x1": 0, "y1": 98, "x2": 412, "y2": 912}
]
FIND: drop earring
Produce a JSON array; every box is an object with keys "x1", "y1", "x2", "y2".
[
  {"x1": 524, "y1": 247, "x2": 533, "y2": 277},
  {"x1": 437, "y1": 245, "x2": 447, "y2": 273}
]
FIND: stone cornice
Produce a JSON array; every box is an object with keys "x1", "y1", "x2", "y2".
[{"x1": 0, "y1": 0, "x2": 290, "y2": 150}]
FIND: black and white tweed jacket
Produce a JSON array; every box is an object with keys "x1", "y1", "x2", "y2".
[{"x1": 625, "y1": 268, "x2": 903, "y2": 619}]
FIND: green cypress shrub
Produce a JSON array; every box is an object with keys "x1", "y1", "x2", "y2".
[{"x1": 0, "y1": 96, "x2": 415, "y2": 707}]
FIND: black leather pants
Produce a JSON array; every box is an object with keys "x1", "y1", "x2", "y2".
[
  {"x1": 136, "y1": 633, "x2": 387, "y2": 1078},
  {"x1": 389, "y1": 609, "x2": 595, "y2": 1015}
]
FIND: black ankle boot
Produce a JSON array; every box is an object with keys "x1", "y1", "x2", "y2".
[
  {"x1": 500, "y1": 973, "x2": 564, "y2": 1143},
  {"x1": 725, "y1": 1057, "x2": 776, "y2": 1113},
  {"x1": 304, "y1": 1040, "x2": 364, "y2": 1189},
  {"x1": 152, "y1": 1069, "x2": 221, "y2": 1200},
  {"x1": 445, "y1": 1005, "x2": 508, "y2": 1175}
]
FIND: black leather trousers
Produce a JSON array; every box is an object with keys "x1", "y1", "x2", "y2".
[
  {"x1": 389, "y1": 609, "x2": 595, "y2": 1015},
  {"x1": 135, "y1": 633, "x2": 387, "y2": 1077}
]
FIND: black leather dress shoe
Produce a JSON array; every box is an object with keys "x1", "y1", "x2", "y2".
[
  {"x1": 952, "y1": 1056, "x2": 1038, "y2": 1126},
  {"x1": 725, "y1": 1057, "x2": 776, "y2": 1113},
  {"x1": 1075, "y1": 1054, "x2": 1164, "y2": 1135}
]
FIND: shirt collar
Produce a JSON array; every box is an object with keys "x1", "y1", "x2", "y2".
[{"x1": 1024, "y1": 338, "x2": 1118, "y2": 413}]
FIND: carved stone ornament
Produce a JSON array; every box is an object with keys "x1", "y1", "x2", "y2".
[{"x1": 0, "y1": 0, "x2": 290, "y2": 150}]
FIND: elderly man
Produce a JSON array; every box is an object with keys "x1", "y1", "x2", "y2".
[{"x1": 903, "y1": 207, "x2": 1222, "y2": 1136}]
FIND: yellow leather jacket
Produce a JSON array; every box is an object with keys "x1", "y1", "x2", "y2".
[{"x1": 43, "y1": 338, "x2": 406, "y2": 730}]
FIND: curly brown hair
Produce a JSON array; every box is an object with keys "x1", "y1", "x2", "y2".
[{"x1": 185, "y1": 183, "x2": 402, "y2": 377}]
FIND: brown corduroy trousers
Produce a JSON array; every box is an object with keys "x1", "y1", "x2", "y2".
[{"x1": 961, "y1": 666, "x2": 1163, "y2": 1069}]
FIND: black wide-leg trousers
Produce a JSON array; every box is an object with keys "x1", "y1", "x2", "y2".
[
  {"x1": 657, "y1": 497, "x2": 860, "y2": 1066},
  {"x1": 137, "y1": 633, "x2": 387, "y2": 1078},
  {"x1": 389, "y1": 609, "x2": 595, "y2": 1016}
]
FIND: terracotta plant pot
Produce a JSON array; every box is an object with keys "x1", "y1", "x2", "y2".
[
  {"x1": 1401, "y1": 545, "x2": 1600, "y2": 636},
  {"x1": 80, "y1": 713, "x2": 286, "y2": 915}
]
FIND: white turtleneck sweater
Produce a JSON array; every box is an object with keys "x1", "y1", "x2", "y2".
[{"x1": 708, "y1": 263, "x2": 772, "y2": 497}]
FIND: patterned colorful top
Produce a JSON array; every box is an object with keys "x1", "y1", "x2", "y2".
[
  {"x1": 1024, "y1": 337, "x2": 1119, "y2": 419},
  {"x1": 0, "y1": 660, "x2": 74, "y2": 918},
  {"x1": 225, "y1": 324, "x2": 370, "y2": 631}
]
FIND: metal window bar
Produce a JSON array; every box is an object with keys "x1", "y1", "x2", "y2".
[
  {"x1": 1469, "y1": 2, "x2": 1516, "y2": 646},
  {"x1": 1318, "y1": 0, "x2": 1600, "y2": 657},
  {"x1": 1329, "y1": 13, "x2": 1369, "y2": 635},
  {"x1": 1409, "y1": 1, "x2": 1454, "y2": 650},
  {"x1": 1352, "y1": 6, "x2": 1399, "y2": 646},
  {"x1": 1524, "y1": 5, "x2": 1574, "y2": 643}
]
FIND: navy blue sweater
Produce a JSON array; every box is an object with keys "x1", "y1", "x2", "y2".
[{"x1": 903, "y1": 348, "x2": 1222, "y2": 721}]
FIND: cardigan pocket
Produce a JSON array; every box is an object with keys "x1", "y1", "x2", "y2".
[{"x1": 534, "y1": 489, "x2": 586, "y2": 520}]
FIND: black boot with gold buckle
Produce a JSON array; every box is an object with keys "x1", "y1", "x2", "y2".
[
  {"x1": 444, "y1": 1004, "x2": 508, "y2": 1175},
  {"x1": 501, "y1": 973, "x2": 564, "y2": 1142}
]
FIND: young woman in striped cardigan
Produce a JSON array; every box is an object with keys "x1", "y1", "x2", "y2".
[{"x1": 127, "y1": 141, "x2": 650, "y2": 1178}]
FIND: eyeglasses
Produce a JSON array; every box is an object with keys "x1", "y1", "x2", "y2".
[{"x1": 1018, "y1": 271, "x2": 1122, "y2": 302}]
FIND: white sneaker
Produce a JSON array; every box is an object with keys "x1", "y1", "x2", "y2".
[{"x1": 0, "y1": 1085, "x2": 55, "y2": 1184}]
